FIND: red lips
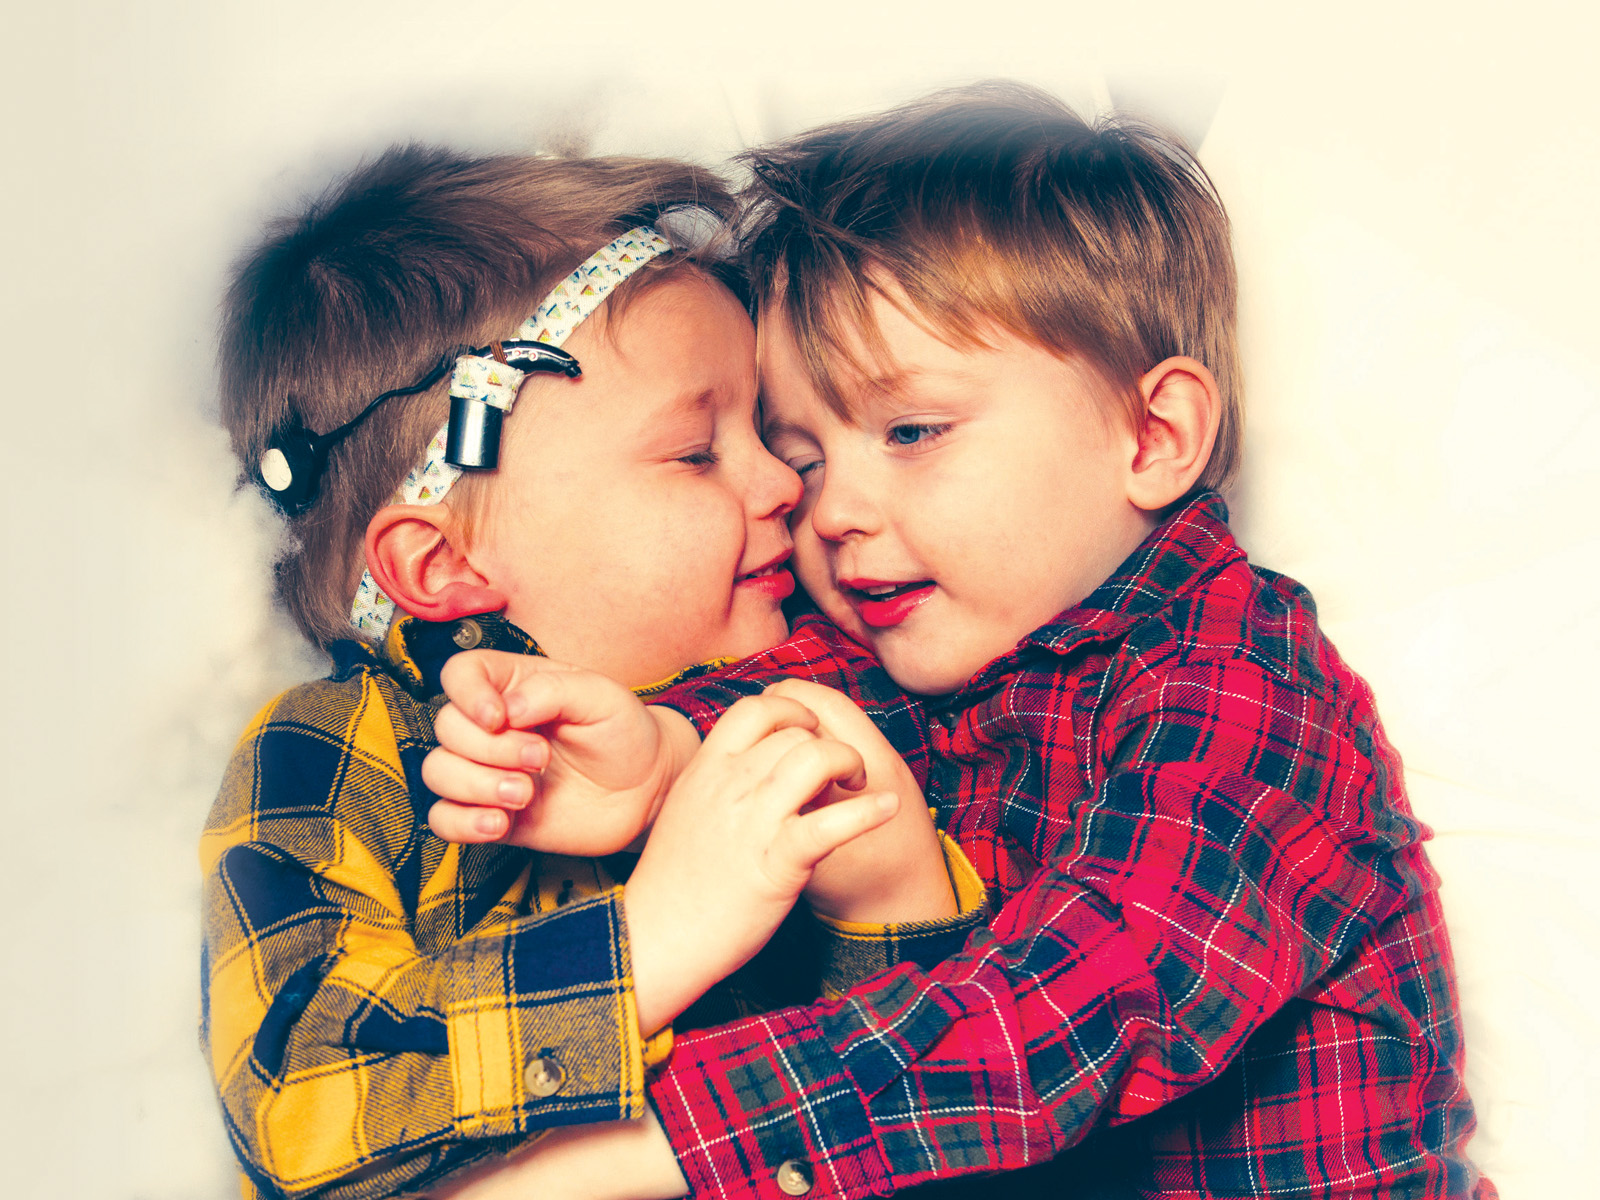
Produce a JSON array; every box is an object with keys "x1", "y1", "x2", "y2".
[
  {"x1": 738, "y1": 551, "x2": 796, "y2": 602},
  {"x1": 840, "y1": 578, "x2": 935, "y2": 628}
]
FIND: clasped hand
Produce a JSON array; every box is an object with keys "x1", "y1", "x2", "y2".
[{"x1": 421, "y1": 652, "x2": 917, "y2": 1030}]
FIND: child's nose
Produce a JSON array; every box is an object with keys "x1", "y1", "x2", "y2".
[
  {"x1": 750, "y1": 445, "x2": 803, "y2": 521},
  {"x1": 809, "y1": 461, "x2": 878, "y2": 542}
]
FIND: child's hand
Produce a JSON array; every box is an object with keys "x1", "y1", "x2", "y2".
[
  {"x1": 764, "y1": 679, "x2": 957, "y2": 925},
  {"x1": 623, "y1": 692, "x2": 900, "y2": 1033},
  {"x1": 421, "y1": 650, "x2": 701, "y2": 857}
]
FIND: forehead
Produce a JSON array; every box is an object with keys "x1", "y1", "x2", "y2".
[
  {"x1": 757, "y1": 286, "x2": 1007, "y2": 422},
  {"x1": 499, "y1": 274, "x2": 752, "y2": 447},
  {"x1": 571, "y1": 274, "x2": 754, "y2": 395},
  {"x1": 600, "y1": 270, "x2": 751, "y2": 355}
]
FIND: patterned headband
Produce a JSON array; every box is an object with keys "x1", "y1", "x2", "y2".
[{"x1": 349, "y1": 225, "x2": 674, "y2": 637}]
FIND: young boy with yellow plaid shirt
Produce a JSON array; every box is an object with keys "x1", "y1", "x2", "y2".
[{"x1": 201, "y1": 146, "x2": 980, "y2": 1200}]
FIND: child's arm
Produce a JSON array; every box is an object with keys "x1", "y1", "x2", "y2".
[
  {"x1": 429, "y1": 1108, "x2": 686, "y2": 1200},
  {"x1": 641, "y1": 659, "x2": 1455, "y2": 1200},
  {"x1": 203, "y1": 682, "x2": 678, "y2": 1200}
]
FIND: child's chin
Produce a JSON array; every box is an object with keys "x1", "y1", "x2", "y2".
[
  {"x1": 879, "y1": 648, "x2": 971, "y2": 697},
  {"x1": 719, "y1": 612, "x2": 791, "y2": 660}
]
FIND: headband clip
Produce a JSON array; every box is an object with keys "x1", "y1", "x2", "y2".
[{"x1": 443, "y1": 343, "x2": 581, "y2": 470}]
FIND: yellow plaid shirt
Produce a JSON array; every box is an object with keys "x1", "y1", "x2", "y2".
[{"x1": 201, "y1": 613, "x2": 984, "y2": 1200}]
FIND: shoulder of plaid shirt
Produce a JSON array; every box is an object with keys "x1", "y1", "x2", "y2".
[
  {"x1": 646, "y1": 490, "x2": 1495, "y2": 1200},
  {"x1": 199, "y1": 607, "x2": 990, "y2": 1200}
]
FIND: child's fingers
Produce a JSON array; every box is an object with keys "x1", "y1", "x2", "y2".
[
  {"x1": 427, "y1": 797, "x2": 512, "y2": 844},
  {"x1": 764, "y1": 679, "x2": 921, "y2": 812},
  {"x1": 421, "y1": 744, "x2": 535, "y2": 810},
  {"x1": 433, "y1": 704, "x2": 550, "y2": 772},
  {"x1": 737, "y1": 725, "x2": 822, "y2": 775},
  {"x1": 496, "y1": 668, "x2": 638, "y2": 732},
  {"x1": 764, "y1": 678, "x2": 891, "y2": 757},
  {"x1": 762, "y1": 736, "x2": 869, "y2": 811},
  {"x1": 700, "y1": 694, "x2": 822, "y2": 757},
  {"x1": 762, "y1": 677, "x2": 852, "y2": 721},
  {"x1": 782, "y1": 791, "x2": 900, "y2": 871},
  {"x1": 438, "y1": 650, "x2": 552, "y2": 731}
]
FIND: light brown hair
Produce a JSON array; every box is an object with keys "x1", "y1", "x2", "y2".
[
  {"x1": 220, "y1": 146, "x2": 737, "y2": 649},
  {"x1": 739, "y1": 81, "x2": 1242, "y2": 494}
]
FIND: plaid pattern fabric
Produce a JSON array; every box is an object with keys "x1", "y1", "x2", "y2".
[
  {"x1": 813, "y1": 838, "x2": 988, "y2": 1001},
  {"x1": 201, "y1": 615, "x2": 665, "y2": 1200},
  {"x1": 200, "y1": 612, "x2": 974, "y2": 1200},
  {"x1": 650, "y1": 493, "x2": 1493, "y2": 1200}
]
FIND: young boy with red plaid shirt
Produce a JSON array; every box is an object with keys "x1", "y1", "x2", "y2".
[{"x1": 424, "y1": 83, "x2": 1492, "y2": 1199}]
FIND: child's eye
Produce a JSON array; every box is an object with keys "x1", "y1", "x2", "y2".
[
  {"x1": 887, "y1": 422, "x2": 951, "y2": 447},
  {"x1": 676, "y1": 447, "x2": 720, "y2": 468}
]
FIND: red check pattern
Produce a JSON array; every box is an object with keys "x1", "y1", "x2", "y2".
[{"x1": 651, "y1": 493, "x2": 1493, "y2": 1200}]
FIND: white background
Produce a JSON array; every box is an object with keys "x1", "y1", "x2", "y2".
[{"x1": 1, "y1": 2, "x2": 1596, "y2": 1196}]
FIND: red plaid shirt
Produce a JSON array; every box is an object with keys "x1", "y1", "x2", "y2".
[{"x1": 651, "y1": 493, "x2": 1492, "y2": 1200}]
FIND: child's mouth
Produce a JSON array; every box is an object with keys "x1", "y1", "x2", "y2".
[
  {"x1": 737, "y1": 562, "x2": 796, "y2": 601},
  {"x1": 844, "y1": 580, "x2": 935, "y2": 628}
]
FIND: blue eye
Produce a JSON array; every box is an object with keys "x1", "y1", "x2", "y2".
[{"x1": 888, "y1": 422, "x2": 950, "y2": 447}]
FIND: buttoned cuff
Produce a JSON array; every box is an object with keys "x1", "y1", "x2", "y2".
[
  {"x1": 813, "y1": 828, "x2": 989, "y2": 998},
  {"x1": 651, "y1": 974, "x2": 967, "y2": 1200},
  {"x1": 650, "y1": 1007, "x2": 894, "y2": 1200},
  {"x1": 444, "y1": 889, "x2": 651, "y2": 1137}
]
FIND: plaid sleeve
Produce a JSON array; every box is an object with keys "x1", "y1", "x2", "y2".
[
  {"x1": 201, "y1": 679, "x2": 654, "y2": 1200},
  {"x1": 654, "y1": 618, "x2": 930, "y2": 785},
  {"x1": 650, "y1": 658, "x2": 1444, "y2": 1199},
  {"x1": 811, "y1": 827, "x2": 988, "y2": 998}
]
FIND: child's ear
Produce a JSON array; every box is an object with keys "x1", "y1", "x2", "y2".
[
  {"x1": 1127, "y1": 356, "x2": 1221, "y2": 512},
  {"x1": 364, "y1": 505, "x2": 506, "y2": 623}
]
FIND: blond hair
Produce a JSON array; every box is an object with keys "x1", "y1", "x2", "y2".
[{"x1": 740, "y1": 81, "x2": 1242, "y2": 493}]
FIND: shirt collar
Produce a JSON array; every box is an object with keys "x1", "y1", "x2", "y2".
[
  {"x1": 955, "y1": 491, "x2": 1244, "y2": 695},
  {"x1": 381, "y1": 612, "x2": 542, "y2": 701},
  {"x1": 332, "y1": 611, "x2": 733, "y2": 703}
]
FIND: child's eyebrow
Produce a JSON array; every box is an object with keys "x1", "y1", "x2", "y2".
[
  {"x1": 659, "y1": 388, "x2": 715, "y2": 417},
  {"x1": 863, "y1": 364, "x2": 986, "y2": 396},
  {"x1": 678, "y1": 388, "x2": 715, "y2": 409},
  {"x1": 857, "y1": 368, "x2": 919, "y2": 394}
]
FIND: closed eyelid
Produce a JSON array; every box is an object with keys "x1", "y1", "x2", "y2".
[
  {"x1": 768, "y1": 438, "x2": 823, "y2": 478},
  {"x1": 776, "y1": 443, "x2": 822, "y2": 468},
  {"x1": 761, "y1": 422, "x2": 820, "y2": 460},
  {"x1": 760, "y1": 415, "x2": 816, "y2": 446}
]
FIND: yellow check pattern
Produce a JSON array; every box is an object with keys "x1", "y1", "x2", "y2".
[
  {"x1": 200, "y1": 614, "x2": 984, "y2": 1200},
  {"x1": 200, "y1": 629, "x2": 665, "y2": 1200}
]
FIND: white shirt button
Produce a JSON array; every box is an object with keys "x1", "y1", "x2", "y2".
[
  {"x1": 775, "y1": 1159, "x2": 813, "y2": 1196},
  {"x1": 523, "y1": 1053, "x2": 565, "y2": 1098}
]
